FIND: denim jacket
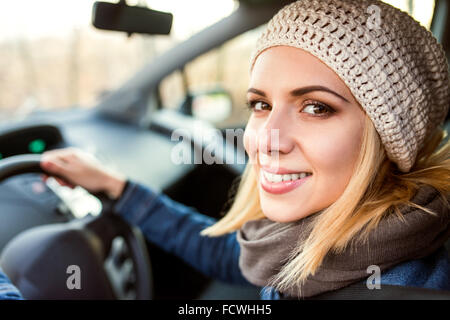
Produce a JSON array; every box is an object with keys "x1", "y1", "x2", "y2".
[
  {"x1": 1, "y1": 180, "x2": 449, "y2": 300},
  {"x1": 0, "y1": 268, "x2": 23, "y2": 300}
]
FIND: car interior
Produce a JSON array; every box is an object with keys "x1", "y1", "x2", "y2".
[{"x1": 0, "y1": 0, "x2": 449, "y2": 300}]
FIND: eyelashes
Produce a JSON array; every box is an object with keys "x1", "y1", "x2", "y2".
[
  {"x1": 246, "y1": 99, "x2": 336, "y2": 118},
  {"x1": 302, "y1": 101, "x2": 336, "y2": 117},
  {"x1": 246, "y1": 100, "x2": 270, "y2": 112}
]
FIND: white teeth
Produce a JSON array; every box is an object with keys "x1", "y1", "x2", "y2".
[
  {"x1": 273, "y1": 174, "x2": 283, "y2": 183},
  {"x1": 263, "y1": 170, "x2": 311, "y2": 183}
]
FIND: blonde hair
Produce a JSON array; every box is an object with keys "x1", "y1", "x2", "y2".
[{"x1": 201, "y1": 114, "x2": 450, "y2": 293}]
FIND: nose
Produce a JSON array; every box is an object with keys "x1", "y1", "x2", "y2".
[{"x1": 258, "y1": 106, "x2": 294, "y2": 157}]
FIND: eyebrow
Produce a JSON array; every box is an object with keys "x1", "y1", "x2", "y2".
[{"x1": 247, "y1": 86, "x2": 350, "y2": 103}]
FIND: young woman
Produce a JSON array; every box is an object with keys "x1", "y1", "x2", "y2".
[{"x1": 1, "y1": 0, "x2": 449, "y2": 299}]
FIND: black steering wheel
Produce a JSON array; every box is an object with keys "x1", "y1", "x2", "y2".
[{"x1": 0, "y1": 154, "x2": 153, "y2": 299}]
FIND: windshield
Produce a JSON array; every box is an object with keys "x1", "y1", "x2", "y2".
[{"x1": 0, "y1": 0, "x2": 236, "y2": 120}]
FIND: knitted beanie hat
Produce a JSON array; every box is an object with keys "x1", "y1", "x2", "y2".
[{"x1": 249, "y1": 0, "x2": 450, "y2": 172}]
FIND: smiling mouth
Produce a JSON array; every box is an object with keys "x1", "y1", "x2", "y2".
[
  {"x1": 260, "y1": 169, "x2": 312, "y2": 194},
  {"x1": 262, "y1": 170, "x2": 312, "y2": 183}
]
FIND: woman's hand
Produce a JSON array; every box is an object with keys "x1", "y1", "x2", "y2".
[{"x1": 40, "y1": 147, "x2": 127, "y2": 200}]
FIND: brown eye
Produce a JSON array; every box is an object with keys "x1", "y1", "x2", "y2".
[
  {"x1": 247, "y1": 100, "x2": 271, "y2": 112},
  {"x1": 302, "y1": 103, "x2": 334, "y2": 116}
]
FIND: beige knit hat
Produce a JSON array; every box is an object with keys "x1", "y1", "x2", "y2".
[{"x1": 250, "y1": 0, "x2": 450, "y2": 172}]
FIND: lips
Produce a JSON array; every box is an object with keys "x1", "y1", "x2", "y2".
[{"x1": 259, "y1": 168, "x2": 312, "y2": 194}]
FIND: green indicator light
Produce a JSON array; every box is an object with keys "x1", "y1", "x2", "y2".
[{"x1": 29, "y1": 139, "x2": 46, "y2": 153}]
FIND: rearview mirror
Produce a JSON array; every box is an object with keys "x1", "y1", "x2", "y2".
[{"x1": 92, "y1": 1, "x2": 172, "y2": 36}]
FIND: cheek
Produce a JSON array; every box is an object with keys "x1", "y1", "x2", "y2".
[{"x1": 304, "y1": 122, "x2": 363, "y2": 181}]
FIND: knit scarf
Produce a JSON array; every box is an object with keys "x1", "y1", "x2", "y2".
[{"x1": 237, "y1": 185, "x2": 450, "y2": 298}]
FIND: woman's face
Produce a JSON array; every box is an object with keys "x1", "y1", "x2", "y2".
[{"x1": 243, "y1": 46, "x2": 366, "y2": 222}]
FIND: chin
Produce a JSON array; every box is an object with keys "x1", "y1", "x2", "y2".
[{"x1": 261, "y1": 205, "x2": 311, "y2": 223}]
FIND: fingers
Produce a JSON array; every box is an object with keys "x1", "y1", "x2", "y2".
[
  {"x1": 40, "y1": 147, "x2": 104, "y2": 191},
  {"x1": 40, "y1": 157, "x2": 70, "y2": 177},
  {"x1": 41, "y1": 147, "x2": 78, "y2": 169},
  {"x1": 42, "y1": 148, "x2": 78, "y2": 164}
]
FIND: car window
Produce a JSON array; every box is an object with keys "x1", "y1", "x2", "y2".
[
  {"x1": 0, "y1": 0, "x2": 236, "y2": 121},
  {"x1": 159, "y1": 25, "x2": 265, "y2": 129}
]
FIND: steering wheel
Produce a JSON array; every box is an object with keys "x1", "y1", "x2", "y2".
[{"x1": 0, "y1": 154, "x2": 153, "y2": 299}]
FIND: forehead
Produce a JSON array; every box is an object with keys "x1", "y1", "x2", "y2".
[{"x1": 250, "y1": 46, "x2": 351, "y2": 95}]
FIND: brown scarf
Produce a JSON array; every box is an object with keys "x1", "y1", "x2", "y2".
[{"x1": 237, "y1": 185, "x2": 450, "y2": 298}]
